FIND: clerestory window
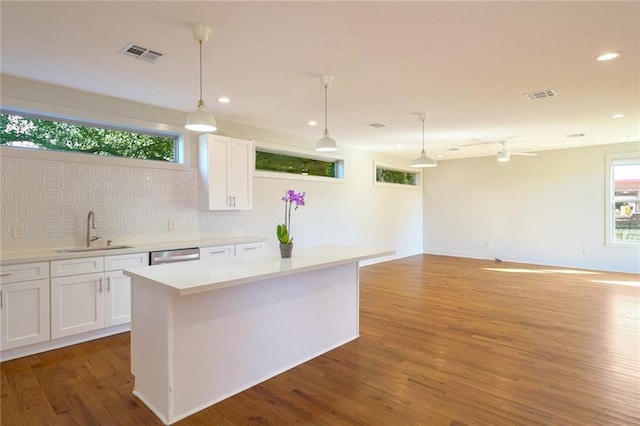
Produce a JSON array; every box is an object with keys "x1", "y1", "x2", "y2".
[{"x1": 0, "y1": 112, "x2": 180, "y2": 163}]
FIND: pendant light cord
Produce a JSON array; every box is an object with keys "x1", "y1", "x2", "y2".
[
  {"x1": 324, "y1": 83, "x2": 329, "y2": 134},
  {"x1": 421, "y1": 116, "x2": 426, "y2": 153},
  {"x1": 198, "y1": 40, "x2": 204, "y2": 104}
]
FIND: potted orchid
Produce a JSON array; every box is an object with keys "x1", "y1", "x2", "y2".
[{"x1": 277, "y1": 189, "x2": 305, "y2": 258}]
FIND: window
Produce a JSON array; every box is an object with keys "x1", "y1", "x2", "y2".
[
  {"x1": 607, "y1": 153, "x2": 640, "y2": 244},
  {"x1": 0, "y1": 112, "x2": 179, "y2": 162},
  {"x1": 254, "y1": 143, "x2": 344, "y2": 181},
  {"x1": 374, "y1": 162, "x2": 421, "y2": 187}
]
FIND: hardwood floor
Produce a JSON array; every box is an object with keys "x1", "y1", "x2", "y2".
[{"x1": 2, "y1": 255, "x2": 639, "y2": 425}]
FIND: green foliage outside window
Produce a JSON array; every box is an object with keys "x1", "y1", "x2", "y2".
[
  {"x1": 256, "y1": 151, "x2": 336, "y2": 178},
  {"x1": 376, "y1": 168, "x2": 417, "y2": 185},
  {"x1": 0, "y1": 113, "x2": 176, "y2": 162}
]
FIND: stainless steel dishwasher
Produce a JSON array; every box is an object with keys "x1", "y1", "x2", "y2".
[{"x1": 149, "y1": 247, "x2": 200, "y2": 265}]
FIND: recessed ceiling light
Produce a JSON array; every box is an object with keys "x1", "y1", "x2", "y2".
[
  {"x1": 307, "y1": 120, "x2": 317, "y2": 126},
  {"x1": 596, "y1": 51, "x2": 622, "y2": 61},
  {"x1": 610, "y1": 113, "x2": 625, "y2": 119},
  {"x1": 396, "y1": 144, "x2": 404, "y2": 148},
  {"x1": 217, "y1": 97, "x2": 230, "y2": 103}
]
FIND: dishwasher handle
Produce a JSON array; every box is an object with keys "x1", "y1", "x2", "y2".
[
  {"x1": 150, "y1": 248, "x2": 201, "y2": 265},
  {"x1": 153, "y1": 253, "x2": 200, "y2": 263}
]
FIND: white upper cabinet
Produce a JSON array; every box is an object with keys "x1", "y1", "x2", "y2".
[{"x1": 199, "y1": 134, "x2": 254, "y2": 210}]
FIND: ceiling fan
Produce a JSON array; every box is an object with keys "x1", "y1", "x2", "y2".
[
  {"x1": 452, "y1": 138, "x2": 538, "y2": 162},
  {"x1": 495, "y1": 141, "x2": 538, "y2": 162}
]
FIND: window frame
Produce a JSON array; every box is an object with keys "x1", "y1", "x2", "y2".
[
  {"x1": 373, "y1": 161, "x2": 422, "y2": 189},
  {"x1": 253, "y1": 140, "x2": 346, "y2": 183},
  {"x1": 605, "y1": 152, "x2": 640, "y2": 247}
]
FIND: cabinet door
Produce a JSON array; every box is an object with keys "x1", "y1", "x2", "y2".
[
  {"x1": 0, "y1": 279, "x2": 50, "y2": 350},
  {"x1": 51, "y1": 273, "x2": 104, "y2": 339},
  {"x1": 199, "y1": 135, "x2": 231, "y2": 210},
  {"x1": 228, "y1": 139, "x2": 254, "y2": 210},
  {"x1": 104, "y1": 270, "x2": 131, "y2": 327}
]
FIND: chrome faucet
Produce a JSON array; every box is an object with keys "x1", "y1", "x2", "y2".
[{"x1": 86, "y1": 210, "x2": 101, "y2": 247}]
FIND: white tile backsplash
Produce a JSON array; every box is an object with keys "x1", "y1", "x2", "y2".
[{"x1": 1, "y1": 155, "x2": 244, "y2": 247}]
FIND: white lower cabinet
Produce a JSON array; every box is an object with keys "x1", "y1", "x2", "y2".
[
  {"x1": 0, "y1": 278, "x2": 50, "y2": 351},
  {"x1": 104, "y1": 253, "x2": 147, "y2": 326},
  {"x1": 200, "y1": 242, "x2": 265, "y2": 260},
  {"x1": 0, "y1": 262, "x2": 50, "y2": 351},
  {"x1": 235, "y1": 242, "x2": 264, "y2": 256},
  {"x1": 200, "y1": 244, "x2": 235, "y2": 260},
  {"x1": 104, "y1": 270, "x2": 132, "y2": 327},
  {"x1": 51, "y1": 272, "x2": 104, "y2": 339},
  {"x1": 50, "y1": 253, "x2": 148, "y2": 339}
]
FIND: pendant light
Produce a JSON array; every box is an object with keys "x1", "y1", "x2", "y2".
[
  {"x1": 410, "y1": 113, "x2": 437, "y2": 168},
  {"x1": 185, "y1": 24, "x2": 217, "y2": 132},
  {"x1": 316, "y1": 74, "x2": 338, "y2": 152}
]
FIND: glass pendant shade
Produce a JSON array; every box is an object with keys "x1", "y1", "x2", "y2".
[
  {"x1": 185, "y1": 100, "x2": 217, "y2": 132},
  {"x1": 411, "y1": 150, "x2": 438, "y2": 168},
  {"x1": 316, "y1": 130, "x2": 337, "y2": 152}
]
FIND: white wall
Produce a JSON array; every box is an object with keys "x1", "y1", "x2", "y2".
[
  {"x1": 423, "y1": 142, "x2": 640, "y2": 273},
  {"x1": 0, "y1": 76, "x2": 422, "y2": 261},
  {"x1": 244, "y1": 147, "x2": 423, "y2": 260}
]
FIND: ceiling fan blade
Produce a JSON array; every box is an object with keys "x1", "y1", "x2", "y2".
[{"x1": 511, "y1": 152, "x2": 538, "y2": 157}]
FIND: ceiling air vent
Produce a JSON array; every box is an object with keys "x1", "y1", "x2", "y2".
[
  {"x1": 566, "y1": 133, "x2": 585, "y2": 138},
  {"x1": 524, "y1": 89, "x2": 557, "y2": 100},
  {"x1": 367, "y1": 123, "x2": 386, "y2": 128},
  {"x1": 120, "y1": 43, "x2": 163, "y2": 63}
]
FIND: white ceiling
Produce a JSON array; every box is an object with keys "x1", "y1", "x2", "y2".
[{"x1": 1, "y1": 1, "x2": 638, "y2": 161}]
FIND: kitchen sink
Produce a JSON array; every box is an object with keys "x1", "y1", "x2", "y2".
[{"x1": 55, "y1": 245, "x2": 134, "y2": 253}]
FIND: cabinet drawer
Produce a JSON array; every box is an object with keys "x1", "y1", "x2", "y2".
[
  {"x1": 235, "y1": 242, "x2": 264, "y2": 256},
  {"x1": 0, "y1": 262, "x2": 49, "y2": 284},
  {"x1": 200, "y1": 245, "x2": 234, "y2": 259},
  {"x1": 104, "y1": 253, "x2": 149, "y2": 271},
  {"x1": 51, "y1": 257, "x2": 104, "y2": 277}
]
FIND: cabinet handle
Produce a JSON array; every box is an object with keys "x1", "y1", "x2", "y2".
[
  {"x1": 233, "y1": 196, "x2": 237, "y2": 207},
  {"x1": 209, "y1": 250, "x2": 227, "y2": 255},
  {"x1": 98, "y1": 277, "x2": 103, "y2": 293},
  {"x1": 228, "y1": 196, "x2": 232, "y2": 206},
  {"x1": 106, "y1": 276, "x2": 111, "y2": 293},
  {"x1": 0, "y1": 290, "x2": 3, "y2": 308},
  {"x1": 0, "y1": 273, "x2": 11, "y2": 277},
  {"x1": 243, "y1": 246, "x2": 258, "y2": 251}
]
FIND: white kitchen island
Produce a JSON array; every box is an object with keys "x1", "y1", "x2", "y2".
[{"x1": 124, "y1": 245, "x2": 393, "y2": 425}]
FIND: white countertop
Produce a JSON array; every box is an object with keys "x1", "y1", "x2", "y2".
[
  {"x1": 0, "y1": 235, "x2": 267, "y2": 265},
  {"x1": 124, "y1": 245, "x2": 394, "y2": 296}
]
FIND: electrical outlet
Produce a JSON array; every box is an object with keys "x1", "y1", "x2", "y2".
[
  {"x1": 11, "y1": 224, "x2": 24, "y2": 238},
  {"x1": 168, "y1": 220, "x2": 175, "y2": 231},
  {"x1": 485, "y1": 240, "x2": 492, "y2": 247},
  {"x1": 583, "y1": 247, "x2": 590, "y2": 255}
]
